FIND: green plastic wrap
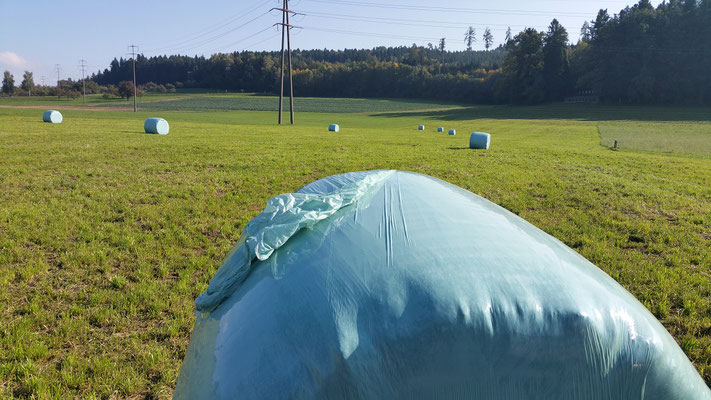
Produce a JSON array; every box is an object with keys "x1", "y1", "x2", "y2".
[{"x1": 176, "y1": 170, "x2": 711, "y2": 399}]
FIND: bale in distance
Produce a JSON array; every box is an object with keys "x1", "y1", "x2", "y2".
[
  {"x1": 448, "y1": 129, "x2": 456, "y2": 136},
  {"x1": 329, "y1": 124, "x2": 340, "y2": 132},
  {"x1": 418, "y1": 125, "x2": 425, "y2": 130},
  {"x1": 42, "y1": 110, "x2": 62, "y2": 124},
  {"x1": 470, "y1": 132, "x2": 491, "y2": 150},
  {"x1": 144, "y1": 118, "x2": 170, "y2": 135},
  {"x1": 437, "y1": 127, "x2": 444, "y2": 132}
]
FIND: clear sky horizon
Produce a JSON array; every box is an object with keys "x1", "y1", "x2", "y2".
[{"x1": 1, "y1": 0, "x2": 662, "y2": 84}]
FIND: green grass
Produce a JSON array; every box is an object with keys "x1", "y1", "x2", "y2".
[
  {"x1": 599, "y1": 121, "x2": 711, "y2": 154},
  {"x1": 106, "y1": 93, "x2": 463, "y2": 113},
  {"x1": 0, "y1": 92, "x2": 463, "y2": 114},
  {"x1": 0, "y1": 99, "x2": 710, "y2": 398},
  {"x1": 0, "y1": 92, "x2": 183, "y2": 107}
]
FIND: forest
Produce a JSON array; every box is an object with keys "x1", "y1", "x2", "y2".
[{"x1": 68, "y1": 1, "x2": 711, "y2": 105}]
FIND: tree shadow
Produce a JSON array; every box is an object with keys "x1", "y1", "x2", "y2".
[{"x1": 370, "y1": 104, "x2": 711, "y2": 122}]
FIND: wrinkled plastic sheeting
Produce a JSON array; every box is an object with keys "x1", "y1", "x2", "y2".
[
  {"x1": 176, "y1": 170, "x2": 711, "y2": 400},
  {"x1": 194, "y1": 170, "x2": 394, "y2": 313}
]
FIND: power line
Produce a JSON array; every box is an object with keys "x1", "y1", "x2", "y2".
[
  {"x1": 207, "y1": 25, "x2": 278, "y2": 54},
  {"x1": 145, "y1": 1, "x2": 266, "y2": 52},
  {"x1": 301, "y1": 0, "x2": 593, "y2": 17},
  {"x1": 300, "y1": 11, "x2": 545, "y2": 32},
  {"x1": 145, "y1": 10, "x2": 271, "y2": 55},
  {"x1": 301, "y1": 26, "x2": 440, "y2": 42},
  {"x1": 241, "y1": 32, "x2": 282, "y2": 51}
]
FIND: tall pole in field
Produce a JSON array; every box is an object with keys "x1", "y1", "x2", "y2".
[
  {"x1": 128, "y1": 45, "x2": 139, "y2": 112},
  {"x1": 55, "y1": 64, "x2": 62, "y2": 99},
  {"x1": 79, "y1": 59, "x2": 87, "y2": 104},
  {"x1": 55, "y1": 64, "x2": 61, "y2": 86},
  {"x1": 275, "y1": 1, "x2": 297, "y2": 124},
  {"x1": 286, "y1": 0, "x2": 294, "y2": 125},
  {"x1": 278, "y1": 0, "x2": 286, "y2": 124}
]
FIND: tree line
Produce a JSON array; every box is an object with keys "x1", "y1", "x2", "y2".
[
  {"x1": 4, "y1": 1, "x2": 709, "y2": 105},
  {"x1": 575, "y1": 0, "x2": 710, "y2": 104},
  {"x1": 88, "y1": 46, "x2": 505, "y2": 104}
]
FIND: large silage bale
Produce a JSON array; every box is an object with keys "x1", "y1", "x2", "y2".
[
  {"x1": 470, "y1": 132, "x2": 491, "y2": 149},
  {"x1": 42, "y1": 110, "x2": 62, "y2": 123},
  {"x1": 329, "y1": 124, "x2": 340, "y2": 132},
  {"x1": 144, "y1": 118, "x2": 169, "y2": 135},
  {"x1": 175, "y1": 170, "x2": 711, "y2": 400}
]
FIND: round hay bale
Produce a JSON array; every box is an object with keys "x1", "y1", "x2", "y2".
[
  {"x1": 42, "y1": 110, "x2": 62, "y2": 124},
  {"x1": 418, "y1": 125, "x2": 425, "y2": 130},
  {"x1": 144, "y1": 118, "x2": 170, "y2": 135},
  {"x1": 329, "y1": 124, "x2": 340, "y2": 132},
  {"x1": 470, "y1": 132, "x2": 491, "y2": 149},
  {"x1": 448, "y1": 129, "x2": 456, "y2": 136},
  {"x1": 437, "y1": 127, "x2": 444, "y2": 132}
]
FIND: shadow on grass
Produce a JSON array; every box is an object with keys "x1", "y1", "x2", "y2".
[{"x1": 371, "y1": 104, "x2": 711, "y2": 122}]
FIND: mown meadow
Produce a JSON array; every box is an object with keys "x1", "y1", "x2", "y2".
[{"x1": 0, "y1": 94, "x2": 710, "y2": 398}]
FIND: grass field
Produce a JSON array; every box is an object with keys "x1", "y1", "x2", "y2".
[
  {"x1": 0, "y1": 94, "x2": 710, "y2": 398},
  {"x1": 0, "y1": 93, "x2": 463, "y2": 114},
  {"x1": 108, "y1": 93, "x2": 464, "y2": 113},
  {"x1": 600, "y1": 121, "x2": 711, "y2": 154},
  {"x1": 0, "y1": 93, "x2": 183, "y2": 107}
]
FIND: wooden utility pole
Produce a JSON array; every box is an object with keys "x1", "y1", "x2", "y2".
[
  {"x1": 128, "y1": 45, "x2": 139, "y2": 112},
  {"x1": 276, "y1": 1, "x2": 296, "y2": 124},
  {"x1": 79, "y1": 59, "x2": 87, "y2": 104}
]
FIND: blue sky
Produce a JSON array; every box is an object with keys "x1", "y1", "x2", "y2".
[{"x1": 1, "y1": 0, "x2": 661, "y2": 84}]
